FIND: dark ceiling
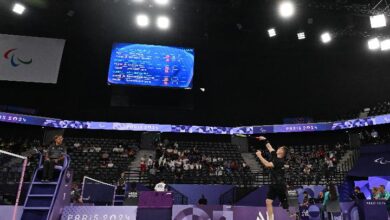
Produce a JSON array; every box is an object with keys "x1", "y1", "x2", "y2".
[{"x1": 1, "y1": 0, "x2": 390, "y2": 126}]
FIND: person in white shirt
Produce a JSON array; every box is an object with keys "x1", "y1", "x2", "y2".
[
  {"x1": 183, "y1": 163, "x2": 190, "y2": 171},
  {"x1": 154, "y1": 179, "x2": 167, "y2": 192},
  {"x1": 117, "y1": 145, "x2": 124, "y2": 153},
  {"x1": 147, "y1": 156, "x2": 153, "y2": 169}
]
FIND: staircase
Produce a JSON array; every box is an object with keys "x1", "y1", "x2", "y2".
[
  {"x1": 241, "y1": 152, "x2": 270, "y2": 186},
  {"x1": 337, "y1": 150, "x2": 354, "y2": 172},
  {"x1": 241, "y1": 153, "x2": 262, "y2": 171},
  {"x1": 126, "y1": 150, "x2": 155, "y2": 185},
  {"x1": 21, "y1": 155, "x2": 71, "y2": 220}
]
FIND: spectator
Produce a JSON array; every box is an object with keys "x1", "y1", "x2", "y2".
[
  {"x1": 154, "y1": 179, "x2": 167, "y2": 192},
  {"x1": 372, "y1": 187, "x2": 380, "y2": 200},
  {"x1": 94, "y1": 145, "x2": 101, "y2": 153},
  {"x1": 322, "y1": 183, "x2": 339, "y2": 220},
  {"x1": 351, "y1": 186, "x2": 366, "y2": 200},
  {"x1": 70, "y1": 183, "x2": 83, "y2": 204},
  {"x1": 140, "y1": 161, "x2": 146, "y2": 173},
  {"x1": 316, "y1": 191, "x2": 324, "y2": 203},
  {"x1": 101, "y1": 151, "x2": 109, "y2": 162},
  {"x1": 378, "y1": 185, "x2": 390, "y2": 200},
  {"x1": 140, "y1": 155, "x2": 146, "y2": 163},
  {"x1": 107, "y1": 160, "x2": 114, "y2": 168},
  {"x1": 147, "y1": 156, "x2": 153, "y2": 169},
  {"x1": 198, "y1": 194, "x2": 208, "y2": 205}
]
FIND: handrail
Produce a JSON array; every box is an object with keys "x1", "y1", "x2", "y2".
[
  {"x1": 168, "y1": 186, "x2": 188, "y2": 205},
  {"x1": 23, "y1": 152, "x2": 43, "y2": 208},
  {"x1": 47, "y1": 154, "x2": 71, "y2": 219}
]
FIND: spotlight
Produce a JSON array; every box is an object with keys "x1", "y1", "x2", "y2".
[
  {"x1": 12, "y1": 3, "x2": 26, "y2": 15},
  {"x1": 370, "y1": 14, "x2": 386, "y2": 29},
  {"x1": 368, "y1": 38, "x2": 380, "y2": 50},
  {"x1": 321, "y1": 32, "x2": 331, "y2": 44},
  {"x1": 297, "y1": 32, "x2": 305, "y2": 40},
  {"x1": 136, "y1": 14, "x2": 150, "y2": 28},
  {"x1": 279, "y1": 1, "x2": 295, "y2": 18},
  {"x1": 154, "y1": 0, "x2": 169, "y2": 6},
  {"x1": 156, "y1": 16, "x2": 170, "y2": 30},
  {"x1": 381, "y1": 39, "x2": 390, "y2": 51},
  {"x1": 200, "y1": 88, "x2": 206, "y2": 92},
  {"x1": 268, "y1": 28, "x2": 276, "y2": 37}
]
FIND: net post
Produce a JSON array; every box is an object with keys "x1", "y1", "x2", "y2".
[{"x1": 12, "y1": 156, "x2": 28, "y2": 220}]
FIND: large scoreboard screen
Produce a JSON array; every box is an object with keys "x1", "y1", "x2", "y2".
[{"x1": 107, "y1": 43, "x2": 195, "y2": 89}]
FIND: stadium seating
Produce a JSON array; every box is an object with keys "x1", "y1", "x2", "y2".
[
  {"x1": 368, "y1": 101, "x2": 390, "y2": 116},
  {"x1": 64, "y1": 137, "x2": 139, "y2": 184},
  {"x1": 147, "y1": 141, "x2": 255, "y2": 187},
  {"x1": 252, "y1": 143, "x2": 350, "y2": 185},
  {"x1": 0, "y1": 137, "x2": 40, "y2": 205}
]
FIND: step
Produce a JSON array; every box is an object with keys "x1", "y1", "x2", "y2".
[
  {"x1": 23, "y1": 207, "x2": 50, "y2": 210},
  {"x1": 32, "y1": 182, "x2": 58, "y2": 185},
  {"x1": 28, "y1": 194, "x2": 54, "y2": 197}
]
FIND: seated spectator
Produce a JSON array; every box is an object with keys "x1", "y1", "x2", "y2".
[
  {"x1": 100, "y1": 161, "x2": 107, "y2": 168},
  {"x1": 183, "y1": 163, "x2": 190, "y2": 171},
  {"x1": 120, "y1": 150, "x2": 129, "y2": 158},
  {"x1": 117, "y1": 145, "x2": 124, "y2": 153},
  {"x1": 303, "y1": 165, "x2": 311, "y2": 175},
  {"x1": 107, "y1": 160, "x2": 114, "y2": 168},
  {"x1": 230, "y1": 160, "x2": 239, "y2": 171},
  {"x1": 128, "y1": 149, "x2": 136, "y2": 157},
  {"x1": 94, "y1": 145, "x2": 101, "y2": 153},
  {"x1": 101, "y1": 151, "x2": 109, "y2": 162},
  {"x1": 154, "y1": 179, "x2": 167, "y2": 192}
]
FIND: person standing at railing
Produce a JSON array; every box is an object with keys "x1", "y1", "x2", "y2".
[
  {"x1": 42, "y1": 135, "x2": 66, "y2": 182},
  {"x1": 321, "y1": 183, "x2": 339, "y2": 220},
  {"x1": 255, "y1": 136, "x2": 291, "y2": 220},
  {"x1": 378, "y1": 185, "x2": 390, "y2": 215}
]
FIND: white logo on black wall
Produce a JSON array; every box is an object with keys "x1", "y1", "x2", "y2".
[{"x1": 374, "y1": 157, "x2": 390, "y2": 165}]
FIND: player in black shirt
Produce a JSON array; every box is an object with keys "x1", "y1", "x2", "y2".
[{"x1": 255, "y1": 136, "x2": 289, "y2": 220}]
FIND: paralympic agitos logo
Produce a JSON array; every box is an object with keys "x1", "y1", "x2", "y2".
[{"x1": 3, "y1": 48, "x2": 33, "y2": 67}]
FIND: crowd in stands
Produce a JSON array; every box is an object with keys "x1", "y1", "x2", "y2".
[
  {"x1": 339, "y1": 100, "x2": 390, "y2": 120},
  {"x1": 64, "y1": 137, "x2": 139, "y2": 184},
  {"x1": 255, "y1": 142, "x2": 349, "y2": 185},
  {"x1": 142, "y1": 140, "x2": 253, "y2": 185},
  {"x1": 358, "y1": 128, "x2": 390, "y2": 145},
  {"x1": 0, "y1": 136, "x2": 41, "y2": 205}
]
